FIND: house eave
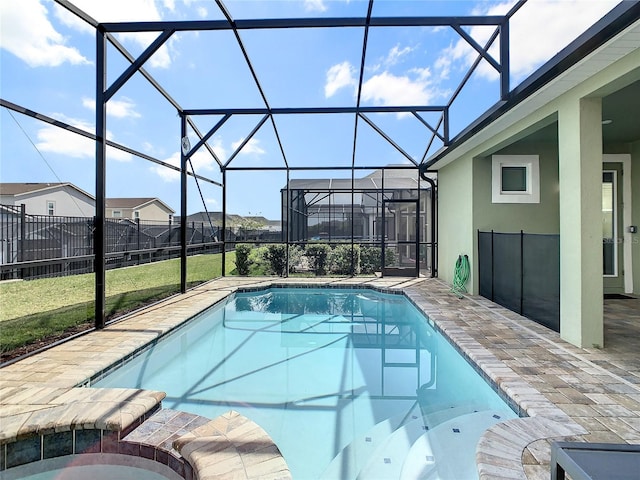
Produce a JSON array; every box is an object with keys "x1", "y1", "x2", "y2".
[{"x1": 424, "y1": 1, "x2": 640, "y2": 171}]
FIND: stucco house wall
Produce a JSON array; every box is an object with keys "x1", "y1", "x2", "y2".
[
  {"x1": 0, "y1": 184, "x2": 95, "y2": 217},
  {"x1": 106, "y1": 199, "x2": 174, "y2": 222},
  {"x1": 473, "y1": 139, "x2": 560, "y2": 235},
  {"x1": 435, "y1": 20, "x2": 639, "y2": 348},
  {"x1": 137, "y1": 202, "x2": 174, "y2": 222},
  {"x1": 437, "y1": 156, "x2": 474, "y2": 289}
]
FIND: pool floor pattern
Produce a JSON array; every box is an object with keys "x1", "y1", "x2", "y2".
[{"x1": 1, "y1": 276, "x2": 639, "y2": 479}]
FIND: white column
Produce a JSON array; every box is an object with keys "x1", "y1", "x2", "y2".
[{"x1": 558, "y1": 96, "x2": 603, "y2": 348}]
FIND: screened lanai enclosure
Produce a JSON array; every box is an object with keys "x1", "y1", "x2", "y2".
[
  {"x1": 3, "y1": 0, "x2": 546, "y2": 328},
  {"x1": 283, "y1": 169, "x2": 435, "y2": 277}
]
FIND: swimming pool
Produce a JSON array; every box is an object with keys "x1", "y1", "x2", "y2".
[{"x1": 94, "y1": 287, "x2": 516, "y2": 479}]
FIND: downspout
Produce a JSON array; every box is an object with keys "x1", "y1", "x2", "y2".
[{"x1": 419, "y1": 170, "x2": 437, "y2": 278}]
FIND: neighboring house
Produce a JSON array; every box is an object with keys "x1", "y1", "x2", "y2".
[
  {"x1": 180, "y1": 211, "x2": 239, "y2": 226},
  {"x1": 105, "y1": 198, "x2": 175, "y2": 223},
  {"x1": 0, "y1": 183, "x2": 95, "y2": 217},
  {"x1": 424, "y1": 4, "x2": 639, "y2": 349},
  {"x1": 180, "y1": 212, "x2": 280, "y2": 232}
]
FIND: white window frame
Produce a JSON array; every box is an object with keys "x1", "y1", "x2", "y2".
[
  {"x1": 602, "y1": 153, "x2": 632, "y2": 292},
  {"x1": 46, "y1": 201, "x2": 55, "y2": 216},
  {"x1": 491, "y1": 155, "x2": 540, "y2": 204},
  {"x1": 134, "y1": 210, "x2": 140, "y2": 220},
  {"x1": 112, "y1": 210, "x2": 122, "y2": 218},
  {"x1": 602, "y1": 169, "x2": 618, "y2": 278}
]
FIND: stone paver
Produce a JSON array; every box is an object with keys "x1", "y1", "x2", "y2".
[{"x1": 1, "y1": 275, "x2": 639, "y2": 479}]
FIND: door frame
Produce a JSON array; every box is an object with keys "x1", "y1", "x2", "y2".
[
  {"x1": 603, "y1": 154, "x2": 633, "y2": 293},
  {"x1": 381, "y1": 198, "x2": 419, "y2": 277}
]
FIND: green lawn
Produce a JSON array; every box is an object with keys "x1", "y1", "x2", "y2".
[{"x1": 0, "y1": 252, "x2": 236, "y2": 355}]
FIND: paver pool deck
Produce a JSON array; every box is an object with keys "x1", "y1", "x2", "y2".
[{"x1": 1, "y1": 276, "x2": 639, "y2": 479}]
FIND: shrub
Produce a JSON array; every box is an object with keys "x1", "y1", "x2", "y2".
[
  {"x1": 249, "y1": 246, "x2": 269, "y2": 275},
  {"x1": 360, "y1": 246, "x2": 381, "y2": 274},
  {"x1": 305, "y1": 243, "x2": 331, "y2": 276},
  {"x1": 264, "y1": 244, "x2": 287, "y2": 276},
  {"x1": 359, "y1": 246, "x2": 398, "y2": 273},
  {"x1": 234, "y1": 243, "x2": 252, "y2": 275},
  {"x1": 329, "y1": 244, "x2": 360, "y2": 275},
  {"x1": 384, "y1": 247, "x2": 397, "y2": 267},
  {"x1": 287, "y1": 244, "x2": 304, "y2": 273}
]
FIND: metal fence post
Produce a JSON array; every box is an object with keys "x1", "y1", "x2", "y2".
[
  {"x1": 490, "y1": 229, "x2": 494, "y2": 301},
  {"x1": 19, "y1": 204, "x2": 26, "y2": 279},
  {"x1": 520, "y1": 229, "x2": 524, "y2": 315}
]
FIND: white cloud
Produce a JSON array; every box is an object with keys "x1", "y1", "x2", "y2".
[
  {"x1": 231, "y1": 138, "x2": 266, "y2": 156},
  {"x1": 53, "y1": 0, "x2": 174, "y2": 68},
  {"x1": 508, "y1": 0, "x2": 620, "y2": 79},
  {"x1": 82, "y1": 97, "x2": 142, "y2": 119},
  {"x1": 197, "y1": 7, "x2": 208, "y2": 18},
  {"x1": 163, "y1": 0, "x2": 176, "y2": 12},
  {"x1": 409, "y1": 67, "x2": 432, "y2": 81},
  {"x1": 35, "y1": 114, "x2": 132, "y2": 162},
  {"x1": 436, "y1": 0, "x2": 620, "y2": 82},
  {"x1": 361, "y1": 71, "x2": 443, "y2": 107},
  {"x1": 325, "y1": 61, "x2": 357, "y2": 98},
  {"x1": 205, "y1": 198, "x2": 220, "y2": 208},
  {"x1": 305, "y1": 0, "x2": 328, "y2": 12},
  {"x1": 151, "y1": 139, "x2": 224, "y2": 182},
  {"x1": 385, "y1": 44, "x2": 415, "y2": 66},
  {"x1": 0, "y1": 0, "x2": 91, "y2": 67}
]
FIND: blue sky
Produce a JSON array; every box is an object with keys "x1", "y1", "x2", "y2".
[{"x1": 0, "y1": 0, "x2": 620, "y2": 220}]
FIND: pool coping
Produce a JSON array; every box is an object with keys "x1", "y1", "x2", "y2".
[{"x1": 1, "y1": 276, "x2": 639, "y2": 479}]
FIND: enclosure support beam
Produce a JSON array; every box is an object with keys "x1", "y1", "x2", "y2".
[
  {"x1": 500, "y1": 20, "x2": 510, "y2": 99},
  {"x1": 359, "y1": 113, "x2": 418, "y2": 166},
  {"x1": 221, "y1": 169, "x2": 227, "y2": 277},
  {"x1": 285, "y1": 169, "x2": 290, "y2": 277},
  {"x1": 420, "y1": 171, "x2": 438, "y2": 278},
  {"x1": 180, "y1": 115, "x2": 188, "y2": 293},
  {"x1": 95, "y1": 29, "x2": 107, "y2": 329},
  {"x1": 0, "y1": 99, "x2": 220, "y2": 186}
]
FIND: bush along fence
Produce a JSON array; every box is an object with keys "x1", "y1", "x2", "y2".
[
  {"x1": 235, "y1": 242, "x2": 396, "y2": 276},
  {"x1": 0, "y1": 205, "x2": 227, "y2": 280}
]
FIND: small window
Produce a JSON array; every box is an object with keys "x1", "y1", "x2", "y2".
[
  {"x1": 112, "y1": 210, "x2": 122, "y2": 218},
  {"x1": 47, "y1": 201, "x2": 55, "y2": 216},
  {"x1": 501, "y1": 166, "x2": 527, "y2": 192},
  {"x1": 492, "y1": 155, "x2": 540, "y2": 203},
  {"x1": 134, "y1": 211, "x2": 140, "y2": 219}
]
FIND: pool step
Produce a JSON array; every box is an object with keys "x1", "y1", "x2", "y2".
[
  {"x1": 319, "y1": 404, "x2": 423, "y2": 480},
  {"x1": 399, "y1": 410, "x2": 510, "y2": 479},
  {"x1": 320, "y1": 404, "x2": 483, "y2": 480},
  {"x1": 355, "y1": 409, "x2": 510, "y2": 480}
]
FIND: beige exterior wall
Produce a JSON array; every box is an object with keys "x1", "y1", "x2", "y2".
[
  {"x1": 107, "y1": 202, "x2": 173, "y2": 222},
  {"x1": 138, "y1": 203, "x2": 173, "y2": 222},
  {"x1": 8, "y1": 186, "x2": 95, "y2": 217}
]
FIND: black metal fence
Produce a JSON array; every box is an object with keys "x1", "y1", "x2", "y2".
[
  {"x1": 0, "y1": 205, "x2": 236, "y2": 280},
  {"x1": 478, "y1": 230, "x2": 560, "y2": 332}
]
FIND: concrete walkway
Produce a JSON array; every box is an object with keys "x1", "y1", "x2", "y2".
[{"x1": 1, "y1": 276, "x2": 638, "y2": 479}]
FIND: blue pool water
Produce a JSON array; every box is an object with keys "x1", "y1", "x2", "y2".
[{"x1": 94, "y1": 288, "x2": 516, "y2": 479}]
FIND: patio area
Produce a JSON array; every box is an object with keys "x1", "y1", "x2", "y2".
[{"x1": 1, "y1": 276, "x2": 639, "y2": 479}]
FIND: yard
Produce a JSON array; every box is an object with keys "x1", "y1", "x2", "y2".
[{"x1": 0, "y1": 252, "x2": 235, "y2": 360}]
